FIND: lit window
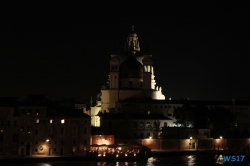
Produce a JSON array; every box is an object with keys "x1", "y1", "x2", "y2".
[
  {"x1": 36, "y1": 119, "x2": 39, "y2": 123},
  {"x1": 61, "y1": 119, "x2": 65, "y2": 124},
  {"x1": 50, "y1": 119, "x2": 53, "y2": 124},
  {"x1": 27, "y1": 109, "x2": 31, "y2": 115}
]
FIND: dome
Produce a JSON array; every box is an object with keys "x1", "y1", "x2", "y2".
[
  {"x1": 128, "y1": 32, "x2": 137, "y2": 37},
  {"x1": 120, "y1": 56, "x2": 143, "y2": 78}
]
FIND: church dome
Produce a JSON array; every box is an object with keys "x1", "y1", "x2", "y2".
[
  {"x1": 128, "y1": 32, "x2": 137, "y2": 37},
  {"x1": 120, "y1": 56, "x2": 143, "y2": 78}
]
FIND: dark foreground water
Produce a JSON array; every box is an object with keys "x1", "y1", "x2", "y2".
[{"x1": 1, "y1": 154, "x2": 249, "y2": 166}]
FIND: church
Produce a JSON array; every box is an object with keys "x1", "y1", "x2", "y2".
[{"x1": 90, "y1": 26, "x2": 168, "y2": 128}]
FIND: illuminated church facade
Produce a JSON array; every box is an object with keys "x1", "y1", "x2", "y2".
[
  {"x1": 91, "y1": 27, "x2": 167, "y2": 127},
  {"x1": 101, "y1": 27, "x2": 165, "y2": 113}
]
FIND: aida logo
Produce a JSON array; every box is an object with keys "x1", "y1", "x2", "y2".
[{"x1": 223, "y1": 155, "x2": 245, "y2": 162}]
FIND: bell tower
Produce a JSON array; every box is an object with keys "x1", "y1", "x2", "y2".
[{"x1": 109, "y1": 48, "x2": 119, "y2": 89}]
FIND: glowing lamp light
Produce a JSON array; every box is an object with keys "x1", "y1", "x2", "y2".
[
  {"x1": 46, "y1": 139, "x2": 49, "y2": 142},
  {"x1": 220, "y1": 136, "x2": 223, "y2": 139},
  {"x1": 190, "y1": 137, "x2": 192, "y2": 140},
  {"x1": 61, "y1": 119, "x2": 65, "y2": 124},
  {"x1": 116, "y1": 154, "x2": 119, "y2": 157},
  {"x1": 149, "y1": 136, "x2": 152, "y2": 139}
]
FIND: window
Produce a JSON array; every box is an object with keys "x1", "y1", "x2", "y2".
[
  {"x1": 36, "y1": 110, "x2": 39, "y2": 115},
  {"x1": 27, "y1": 126, "x2": 30, "y2": 133},
  {"x1": 61, "y1": 119, "x2": 65, "y2": 124},
  {"x1": 0, "y1": 131, "x2": 4, "y2": 143},
  {"x1": 111, "y1": 65, "x2": 114, "y2": 71},
  {"x1": 146, "y1": 122, "x2": 151, "y2": 128},
  {"x1": 27, "y1": 109, "x2": 31, "y2": 115},
  {"x1": 61, "y1": 128, "x2": 64, "y2": 135},
  {"x1": 36, "y1": 119, "x2": 39, "y2": 124},
  {"x1": 50, "y1": 119, "x2": 53, "y2": 124},
  {"x1": 140, "y1": 133, "x2": 143, "y2": 138}
]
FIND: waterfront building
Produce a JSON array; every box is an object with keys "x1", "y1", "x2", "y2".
[{"x1": 0, "y1": 96, "x2": 91, "y2": 157}]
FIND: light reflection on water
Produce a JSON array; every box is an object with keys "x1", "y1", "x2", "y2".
[{"x1": 0, "y1": 155, "x2": 222, "y2": 166}]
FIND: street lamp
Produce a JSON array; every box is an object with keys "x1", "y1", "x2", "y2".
[
  {"x1": 219, "y1": 136, "x2": 224, "y2": 150},
  {"x1": 189, "y1": 137, "x2": 192, "y2": 150}
]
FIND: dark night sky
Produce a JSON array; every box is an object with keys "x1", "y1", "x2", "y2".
[{"x1": 1, "y1": 1, "x2": 249, "y2": 102}]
